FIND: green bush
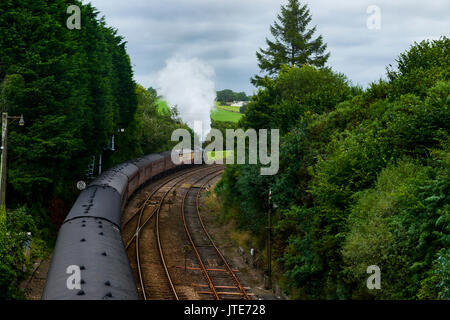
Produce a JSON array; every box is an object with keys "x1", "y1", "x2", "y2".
[
  {"x1": 241, "y1": 65, "x2": 355, "y2": 133},
  {"x1": 0, "y1": 206, "x2": 49, "y2": 299},
  {"x1": 387, "y1": 37, "x2": 449, "y2": 99}
]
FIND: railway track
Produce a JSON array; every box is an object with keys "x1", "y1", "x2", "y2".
[
  {"x1": 182, "y1": 173, "x2": 253, "y2": 300},
  {"x1": 123, "y1": 165, "x2": 225, "y2": 300}
]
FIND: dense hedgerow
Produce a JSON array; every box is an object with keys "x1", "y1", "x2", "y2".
[
  {"x1": 0, "y1": 1, "x2": 189, "y2": 299},
  {"x1": 216, "y1": 37, "x2": 449, "y2": 299}
]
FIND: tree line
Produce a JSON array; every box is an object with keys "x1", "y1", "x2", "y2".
[
  {"x1": 216, "y1": 89, "x2": 250, "y2": 104},
  {"x1": 0, "y1": 0, "x2": 187, "y2": 298}
]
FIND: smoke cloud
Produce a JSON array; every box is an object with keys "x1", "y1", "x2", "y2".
[{"x1": 155, "y1": 56, "x2": 216, "y2": 141}]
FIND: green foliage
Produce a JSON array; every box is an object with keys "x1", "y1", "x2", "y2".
[
  {"x1": 434, "y1": 249, "x2": 450, "y2": 299},
  {"x1": 0, "y1": 206, "x2": 49, "y2": 299},
  {"x1": 0, "y1": 74, "x2": 25, "y2": 111},
  {"x1": 156, "y1": 98, "x2": 171, "y2": 116},
  {"x1": 0, "y1": 0, "x2": 137, "y2": 207},
  {"x1": 217, "y1": 37, "x2": 450, "y2": 299},
  {"x1": 216, "y1": 163, "x2": 272, "y2": 234},
  {"x1": 0, "y1": 206, "x2": 17, "y2": 299},
  {"x1": 380, "y1": 81, "x2": 450, "y2": 157},
  {"x1": 210, "y1": 118, "x2": 238, "y2": 139},
  {"x1": 210, "y1": 108, "x2": 243, "y2": 123},
  {"x1": 130, "y1": 85, "x2": 192, "y2": 156},
  {"x1": 242, "y1": 65, "x2": 354, "y2": 133},
  {"x1": 342, "y1": 160, "x2": 449, "y2": 299},
  {"x1": 274, "y1": 205, "x2": 320, "y2": 299},
  {"x1": 215, "y1": 103, "x2": 242, "y2": 113},
  {"x1": 0, "y1": 1, "x2": 176, "y2": 298},
  {"x1": 387, "y1": 37, "x2": 449, "y2": 99},
  {"x1": 148, "y1": 87, "x2": 158, "y2": 98}
]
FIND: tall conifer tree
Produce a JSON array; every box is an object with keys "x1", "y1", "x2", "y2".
[{"x1": 254, "y1": 0, "x2": 329, "y2": 80}]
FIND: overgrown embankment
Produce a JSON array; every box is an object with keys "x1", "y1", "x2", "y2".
[{"x1": 216, "y1": 38, "x2": 449, "y2": 300}]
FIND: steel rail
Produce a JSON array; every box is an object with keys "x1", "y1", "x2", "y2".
[
  {"x1": 195, "y1": 175, "x2": 251, "y2": 300},
  {"x1": 131, "y1": 165, "x2": 223, "y2": 300},
  {"x1": 155, "y1": 167, "x2": 224, "y2": 300},
  {"x1": 126, "y1": 165, "x2": 221, "y2": 248},
  {"x1": 181, "y1": 171, "x2": 225, "y2": 300}
]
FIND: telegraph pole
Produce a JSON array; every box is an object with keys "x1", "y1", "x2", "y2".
[
  {"x1": 98, "y1": 152, "x2": 102, "y2": 175},
  {"x1": 265, "y1": 189, "x2": 273, "y2": 289},
  {"x1": 0, "y1": 113, "x2": 8, "y2": 207},
  {"x1": 0, "y1": 112, "x2": 24, "y2": 208}
]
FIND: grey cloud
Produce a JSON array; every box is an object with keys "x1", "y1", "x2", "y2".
[{"x1": 88, "y1": 0, "x2": 450, "y2": 93}]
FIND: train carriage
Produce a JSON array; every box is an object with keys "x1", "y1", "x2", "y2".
[
  {"x1": 130, "y1": 156, "x2": 153, "y2": 187},
  {"x1": 117, "y1": 163, "x2": 139, "y2": 199},
  {"x1": 88, "y1": 167, "x2": 129, "y2": 206},
  {"x1": 161, "y1": 150, "x2": 176, "y2": 171},
  {"x1": 143, "y1": 153, "x2": 165, "y2": 182},
  {"x1": 43, "y1": 149, "x2": 205, "y2": 300},
  {"x1": 150, "y1": 154, "x2": 166, "y2": 177}
]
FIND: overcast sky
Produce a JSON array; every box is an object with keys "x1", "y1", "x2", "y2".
[{"x1": 87, "y1": 0, "x2": 449, "y2": 94}]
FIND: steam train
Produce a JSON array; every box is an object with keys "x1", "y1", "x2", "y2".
[{"x1": 42, "y1": 149, "x2": 203, "y2": 300}]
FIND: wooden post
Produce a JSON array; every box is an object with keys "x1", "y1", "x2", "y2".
[
  {"x1": 265, "y1": 189, "x2": 272, "y2": 289},
  {"x1": 0, "y1": 112, "x2": 8, "y2": 208}
]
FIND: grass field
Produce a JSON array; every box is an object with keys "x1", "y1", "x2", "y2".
[
  {"x1": 210, "y1": 108, "x2": 243, "y2": 123},
  {"x1": 157, "y1": 98, "x2": 242, "y2": 123},
  {"x1": 215, "y1": 102, "x2": 242, "y2": 113}
]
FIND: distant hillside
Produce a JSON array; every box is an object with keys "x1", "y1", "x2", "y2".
[{"x1": 210, "y1": 108, "x2": 243, "y2": 123}]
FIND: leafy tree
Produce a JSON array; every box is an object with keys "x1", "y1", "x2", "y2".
[
  {"x1": 0, "y1": 206, "x2": 48, "y2": 299},
  {"x1": 387, "y1": 37, "x2": 449, "y2": 99},
  {"x1": 0, "y1": 0, "x2": 197, "y2": 299},
  {"x1": 235, "y1": 91, "x2": 250, "y2": 102},
  {"x1": 131, "y1": 85, "x2": 192, "y2": 155},
  {"x1": 242, "y1": 65, "x2": 354, "y2": 134},
  {"x1": 148, "y1": 86, "x2": 158, "y2": 98},
  {"x1": 210, "y1": 118, "x2": 237, "y2": 138},
  {"x1": 216, "y1": 89, "x2": 250, "y2": 104},
  {"x1": 0, "y1": 0, "x2": 138, "y2": 208},
  {"x1": 216, "y1": 89, "x2": 234, "y2": 103},
  {"x1": 254, "y1": 0, "x2": 329, "y2": 81},
  {"x1": 343, "y1": 159, "x2": 449, "y2": 299}
]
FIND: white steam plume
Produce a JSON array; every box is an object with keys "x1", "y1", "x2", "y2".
[{"x1": 155, "y1": 57, "x2": 216, "y2": 142}]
